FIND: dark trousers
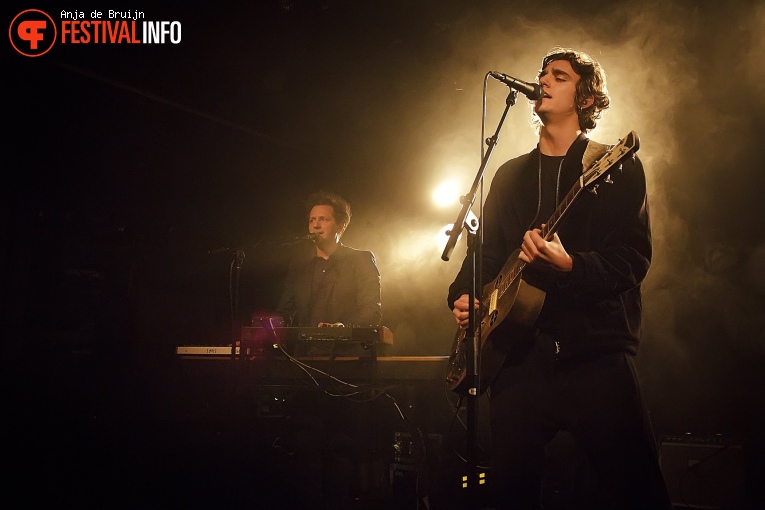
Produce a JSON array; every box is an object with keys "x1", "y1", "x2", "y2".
[{"x1": 488, "y1": 335, "x2": 672, "y2": 509}]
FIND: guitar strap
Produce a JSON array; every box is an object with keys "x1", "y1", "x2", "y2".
[{"x1": 581, "y1": 139, "x2": 611, "y2": 173}]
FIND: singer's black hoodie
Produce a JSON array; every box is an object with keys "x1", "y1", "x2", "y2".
[{"x1": 447, "y1": 134, "x2": 651, "y2": 367}]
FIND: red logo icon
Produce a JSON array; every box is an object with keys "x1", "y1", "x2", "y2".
[{"x1": 9, "y1": 9, "x2": 57, "y2": 57}]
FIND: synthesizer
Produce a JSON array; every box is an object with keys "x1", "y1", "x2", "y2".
[{"x1": 177, "y1": 326, "x2": 393, "y2": 358}]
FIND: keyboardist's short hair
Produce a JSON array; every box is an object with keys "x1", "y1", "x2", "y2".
[{"x1": 305, "y1": 191, "x2": 351, "y2": 236}]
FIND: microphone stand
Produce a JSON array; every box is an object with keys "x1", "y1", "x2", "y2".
[
  {"x1": 441, "y1": 89, "x2": 518, "y2": 507},
  {"x1": 230, "y1": 249, "x2": 246, "y2": 363},
  {"x1": 204, "y1": 245, "x2": 248, "y2": 361}
]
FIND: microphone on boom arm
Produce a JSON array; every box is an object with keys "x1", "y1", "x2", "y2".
[{"x1": 488, "y1": 72, "x2": 543, "y2": 100}]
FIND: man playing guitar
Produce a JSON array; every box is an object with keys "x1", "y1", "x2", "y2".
[{"x1": 448, "y1": 47, "x2": 672, "y2": 509}]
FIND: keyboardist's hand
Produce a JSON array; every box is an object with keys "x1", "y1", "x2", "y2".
[{"x1": 317, "y1": 322, "x2": 345, "y2": 328}]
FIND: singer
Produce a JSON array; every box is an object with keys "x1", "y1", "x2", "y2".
[
  {"x1": 275, "y1": 191, "x2": 382, "y2": 329},
  {"x1": 448, "y1": 48, "x2": 672, "y2": 508}
]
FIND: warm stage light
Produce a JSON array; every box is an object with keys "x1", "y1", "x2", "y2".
[{"x1": 432, "y1": 180, "x2": 461, "y2": 207}]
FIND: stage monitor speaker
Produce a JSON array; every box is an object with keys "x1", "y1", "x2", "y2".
[{"x1": 659, "y1": 435, "x2": 745, "y2": 509}]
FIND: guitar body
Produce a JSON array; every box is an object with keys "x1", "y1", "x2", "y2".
[{"x1": 446, "y1": 249, "x2": 546, "y2": 394}]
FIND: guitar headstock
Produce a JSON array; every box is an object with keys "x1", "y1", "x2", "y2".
[{"x1": 582, "y1": 130, "x2": 640, "y2": 188}]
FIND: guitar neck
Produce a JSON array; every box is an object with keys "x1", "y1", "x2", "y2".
[{"x1": 540, "y1": 178, "x2": 585, "y2": 241}]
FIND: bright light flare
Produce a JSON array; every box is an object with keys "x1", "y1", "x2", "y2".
[{"x1": 432, "y1": 180, "x2": 461, "y2": 207}]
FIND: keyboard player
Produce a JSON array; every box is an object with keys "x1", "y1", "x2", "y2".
[
  {"x1": 270, "y1": 191, "x2": 382, "y2": 357},
  {"x1": 268, "y1": 191, "x2": 383, "y2": 507}
]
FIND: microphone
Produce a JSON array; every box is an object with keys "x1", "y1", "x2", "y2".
[
  {"x1": 489, "y1": 72, "x2": 543, "y2": 100},
  {"x1": 280, "y1": 232, "x2": 320, "y2": 245}
]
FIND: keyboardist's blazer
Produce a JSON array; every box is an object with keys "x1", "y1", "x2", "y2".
[{"x1": 276, "y1": 243, "x2": 382, "y2": 327}]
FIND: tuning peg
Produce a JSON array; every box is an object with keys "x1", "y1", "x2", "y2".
[
  {"x1": 630, "y1": 153, "x2": 636, "y2": 162},
  {"x1": 604, "y1": 174, "x2": 613, "y2": 184},
  {"x1": 588, "y1": 184, "x2": 599, "y2": 195}
]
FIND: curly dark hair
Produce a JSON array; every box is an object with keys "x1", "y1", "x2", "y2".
[
  {"x1": 538, "y1": 47, "x2": 611, "y2": 132},
  {"x1": 305, "y1": 191, "x2": 352, "y2": 235}
]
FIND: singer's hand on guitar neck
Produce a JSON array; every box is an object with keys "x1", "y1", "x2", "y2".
[
  {"x1": 518, "y1": 224, "x2": 573, "y2": 273},
  {"x1": 452, "y1": 294, "x2": 480, "y2": 329}
]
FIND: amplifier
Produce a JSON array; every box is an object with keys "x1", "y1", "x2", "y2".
[{"x1": 659, "y1": 434, "x2": 745, "y2": 509}]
